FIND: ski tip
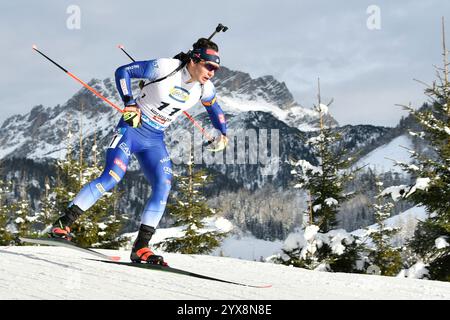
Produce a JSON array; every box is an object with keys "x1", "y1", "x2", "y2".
[
  {"x1": 32, "y1": 44, "x2": 37, "y2": 50},
  {"x1": 246, "y1": 284, "x2": 272, "y2": 289},
  {"x1": 118, "y1": 44, "x2": 124, "y2": 49}
]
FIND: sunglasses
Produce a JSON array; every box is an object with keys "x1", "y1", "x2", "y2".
[{"x1": 203, "y1": 61, "x2": 220, "y2": 72}]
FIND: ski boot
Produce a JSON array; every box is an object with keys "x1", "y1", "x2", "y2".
[
  {"x1": 130, "y1": 224, "x2": 166, "y2": 266},
  {"x1": 49, "y1": 204, "x2": 84, "y2": 241}
]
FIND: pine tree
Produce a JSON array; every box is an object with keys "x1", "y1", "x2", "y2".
[
  {"x1": 275, "y1": 80, "x2": 362, "y2": 272},
  {"x1": 0, "y1": 179, "x2": 13, "y2": 245},
  {"x1": 8, "y1": 183, "x2": 38, "y2": 238},
  {"x1": 1, "y1": 161, "x2": 37, "y2": 241},
  {"x1": 396, "y1": 19, "x2": 450, "y2": 281},
  {"x1": 156, "y1": 156, "x2": 228, "y2": 254},
  {"x1": 364, "y1": 180, "x2": 403, "y2": 276},
  {"x1": 35, "y1": 176, "x2": 58, "y2": 234},
  {"x1": 291, "y1": 83, "x2": 356, "y2": 233}
]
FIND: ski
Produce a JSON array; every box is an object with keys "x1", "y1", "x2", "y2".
[
  {"x1": 17, "y1": 237, "x2": 271, "y2": 288},
  {"x1": 90, "y1": 259, "x2": 272, "y2": 289},
  {"x1": 18, "y1": 237, "x2": 121, "y2": 262}
]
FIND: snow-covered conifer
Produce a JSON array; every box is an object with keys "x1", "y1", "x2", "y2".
[
  {"x1": 157, "y1": 154, "x2": 228, "y2": 254},
  {"x1": 393, "y1": 20, "x2": 450, "y2": 281},
  {"x1": 364, "y1": 180, "x2": 403, "y2": 276},
  {"x1": 276, "y1": 80, "x2": 361, "y2": 272}
]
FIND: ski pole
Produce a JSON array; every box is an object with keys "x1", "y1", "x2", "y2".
[
  {"x1": 117, "y1": 44, "x2": 215, "y2": 143},
  {"x1": 118, "y1": 44, "x2": 135, "y2": 62},
  {"x1": 32, "y1": 45, "x2": 124, "y2": 114}
]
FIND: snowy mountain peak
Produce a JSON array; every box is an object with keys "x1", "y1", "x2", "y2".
[
  {"x1": 0, "y1": 65, "x2": 329, "y2": 160},
  {"x1": 214, "y1": 67, "x2": 296, "y2": 110}
]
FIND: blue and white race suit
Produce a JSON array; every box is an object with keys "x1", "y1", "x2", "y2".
[{"x1": 71, "y1": 58, "x2": 227, "y2": 227}]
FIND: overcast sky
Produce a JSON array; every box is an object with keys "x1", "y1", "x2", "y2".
[{"x1": 0, "y1": 0, "x2": 448, "y2": 127}]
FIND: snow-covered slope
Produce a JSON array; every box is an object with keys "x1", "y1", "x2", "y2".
[
  {"x1": 122, "y1": 217, "x2": 284, "y2": 262},
  {"x1": 211, "y1": 234, "x2": 284, "y2": 261},
  {"x1": 351, "y1": 205, "x2": 428, "y2": 247},
  {"x1": 1, "y1": 246, "x2": 449, "y2": 299},
  {"x1": 356, "y1": 134, "x2": 414, "y2": 173}
]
